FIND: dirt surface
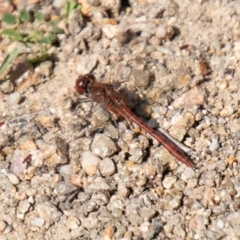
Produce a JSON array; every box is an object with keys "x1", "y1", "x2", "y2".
[{"x1": 1, "y1": 0, "x2": 240, "y2": 239}]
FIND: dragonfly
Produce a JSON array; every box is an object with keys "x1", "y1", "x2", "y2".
[{"x1": 76, "y1": 73, "x2": 194, "y2": 168}]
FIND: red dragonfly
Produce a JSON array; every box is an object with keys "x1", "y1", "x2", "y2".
[{"x1": 76, "y1": 74, "x2": 194, "y2": 168}]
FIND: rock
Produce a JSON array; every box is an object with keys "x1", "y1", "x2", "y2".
[
  {"x1": 162, "y1": 176, "x2": 177, "y2": 189},
  {"x1": 81, "y1": 151, "x2": 101, "y2": 176},
  {"x1": 67, "y1": 216, "x2": 80, "y2": 230},
  {"x1": 99, "y1": 158, "x2": 116, "y2": 176},
  {"x1": 91, "y1": 135, "x2": 117, "y2": 158},
  {"x1": 30, "y1": 218, "x2": 45, "y2": 227}
]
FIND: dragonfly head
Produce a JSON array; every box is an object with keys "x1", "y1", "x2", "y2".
[{"x1": 75, "y1": 74, "x2": 96, "y2": 95}]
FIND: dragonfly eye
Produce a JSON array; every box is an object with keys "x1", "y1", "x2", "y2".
[
  {"x1": 75, "y1": 76, "x2": 86, "y2": 95},
  {"x1": 76, "y1": 74, "x2": 95, "y2": 95},
  {"x1": 85, "y1": 74, "x2": 96, "y2": 84}
]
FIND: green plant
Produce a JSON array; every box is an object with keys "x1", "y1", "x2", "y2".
[
  {"x1": 0, "y1": 2, "x2": 81, "y2": 66},
  {"x1": 1, "y1": 8, "x2": 61, "y2": 44},
  {"x1": 1, "y1": 8, "x2": 61, "y2": 65},
  {"x1": 64, "y1": 1, "x2": 82, "y2": 19},
  {"x1": 0, "y1": 47, "x2": 24, "y2": 79}
]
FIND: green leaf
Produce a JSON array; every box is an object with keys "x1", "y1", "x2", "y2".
[
  {"x1": 76, "y1": 3, "x2": 81, "y2": 10},
  {"x1": 39, "y1": 34, "x2": 54, "y2": 44},
  {"x1": 2, "y1": 13, "x2": 17, "y2": 25},
  {"x1": 65, "y1": 1, "x2": 81, "y2": 18},
  {"x1": 27, "y1": 55, "x2": 47, "y2": 64},
  {"x1": 0, "y1": 47, "x2": 25, "y2": 77},
  {"x1": 53, "y1": 27, "x2": 63, "y2": 34},
  {"x1": 27, "y1": 48, "x2": 49, "y2": 64},
  {"x1": 20, "y1": 8, "x2": 30, "y2": 22},
  {"x1": 2, "y1": 29, "x2": 24, "y2": 41},
  {"x1": 34, "y1": 11, "x2": 44, "y2": 21}
]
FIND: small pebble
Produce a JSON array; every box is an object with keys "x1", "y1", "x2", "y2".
[
  {"x1": 70, "y1": 175, "x2": 82, "y2": 187},
  {"x1": 31, "y1": 218, "x2": 45, "y2": 227},
  {"x1": 219, "y1": 105, "x2": 234, "y2": 117},
  {"x1": 35, "y1": 202, "x2": 61, "y2": 228},
  {"x1": 56, "y1": 181, "x2": 78, "y2": 195},
  {"x1": 67, "y1": 216, "x2": 80, "y2": 230},
  {"x1": 81, "y1": 213, "x2": 99, "y2": 229},
  {"x1": 103, "y1": 224, "x2": 114, "y2": 240},
  {"x1": 10, "y1": 155, "x2": 28, "y2": 175},
  {"x1": 140, "y1": 207, "x2": 157, "y2": 221},
  {"x1": 37, "y1": 61, "x2": 53, "y2": 78},
  {"x1": 0, "y1": 80, "x2": 14, "y2": 93},
  {"x1": 218, "y1": 80, "x2": 228, "y2": 89},
  {"x1": 217, "y1": 219, "x2": 224, "y2": 229},
  {"x1": 99, "y1": 158, "x2": 116, "y2": 176},
  {"x1": 75, "y1": 54, "x2": 98, "y2": 75},
  {"x1": 172, "y1": 87, "x2": 206, "y2": 108},
  {"x1": 17, "y1": 200, "x2": 31, "y2": 218},
  {"x1": 162, "y1": 176, "x2": 177, "y2": 189},
  {"x1": 209, "y1": 138, "x2": 220, "y2": 152},
  {"x1": 181, "y1": 168, "x2": 195, "y2": 181},
  {"x1": 59, "y1": 164, "x2": 72, "y2": 176},
  {"x1": 7, "y1": 173, "x2": 20, "y2": 185},
  {"x1": 81, "y1": 151, "x2": 101, "y2": 176},
  {"x1": 0, "y1": 220, "x2": 7, "y2": 233},
  {"x1": 91, "y1": 134, "x2": 117, "y2": 158},
  {"x1": 156, "y1": 25, "x2": 167, "y2": 39},
  {"x1": 102, "y1": 25, "x2": 119, "y2": 39}
]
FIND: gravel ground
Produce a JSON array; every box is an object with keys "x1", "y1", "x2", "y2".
[{"x1": 1, "y1": 0, "x2": 240, "y2": 239}]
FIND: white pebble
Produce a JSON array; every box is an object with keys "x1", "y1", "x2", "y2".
[
  {"x1": 59, "y1": 165, "x2": 72, "y2": 176},
  {"x1": 102, "y1": 24, "x2": 119, "y2": 39},
  {"x1": 217, "y1": 219, "x2": 224, "y2": 229},
  {"x1": 10, "y1": 155, "x2": 27, "y2": 175},
  {"x1": 162, "y1": 176, "x2": 177, "y2": 189},
  {"x1": 181, "y1": 168, "x2": 195, "y2": 181},
  {"x1": 31, "y1": 218, "x2": 45, "y2": 227},
  {"x1": 7, "y1": 92, "x2": 21, "y2": 106},
  {"x1": 75, "y1": 54, "x2": 98, "y2": 75},
  {"x1": 67, "y1": 216, "x2": 80, "y2": 229},
  {"x1": 7, "y1": 173, "x2": 20, "y2": 185},
  {"x1": 81, "y1": 151, "x2": 101, "y2": 176},
  {"x1": 219, "y1": 105, "x2": 234, "y2": 117},
  {"x1": 139, "y1": 221, "x2": 150, "y2": 233},
  {"x1": 156, "y1": 25, "x2": 167, "y2": 39},
  {"x1": 99, "y1": 158, "x2": 116, "y2": 176},
  {"x1": 91, "y1": 134, "x2": 117, "y2": 158},
  {"x1": 209, "y1": 138, "x2": 220, "y2": 152}
]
